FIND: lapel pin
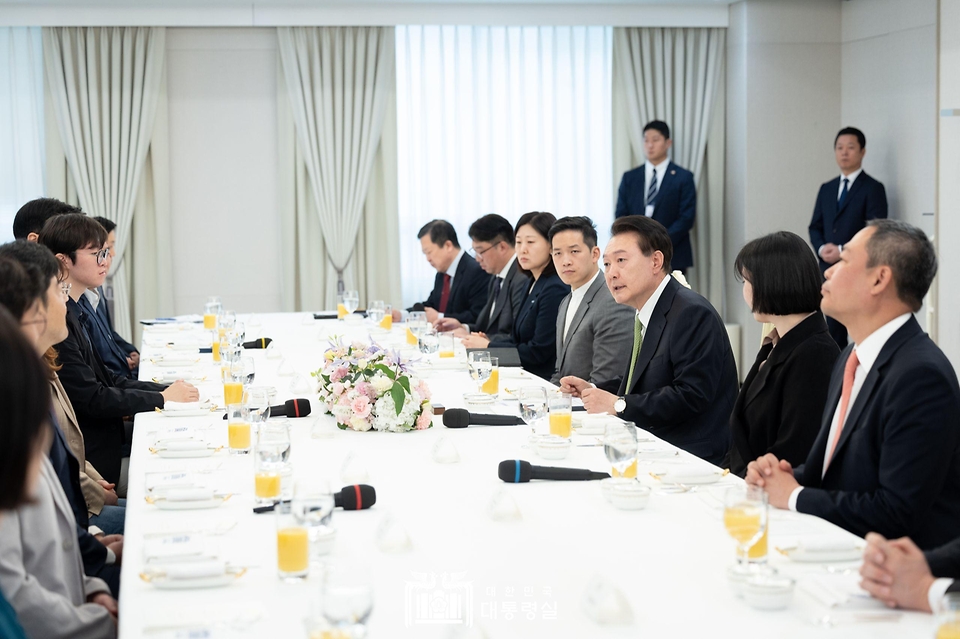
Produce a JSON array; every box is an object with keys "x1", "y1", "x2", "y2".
[{"x1": 670, "y1": 170, "x2": 676, "y2": 175}]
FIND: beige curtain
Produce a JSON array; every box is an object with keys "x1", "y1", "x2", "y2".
[
  {"x1": 277, "y1": 27, "x2": 397, "y2": 307},
  {"x1": 42, "y1": 27, "x2": 165, "y2": 340},
  {"x1": 612, "y1": 27, "x2": 726, "y2": 310},
  {"x1": 277, "y1": 47, "x2": 401, "y2": 311}
]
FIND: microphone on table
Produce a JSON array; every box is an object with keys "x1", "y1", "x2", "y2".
[
  {"x1": 242, "y1": 337, "x2": 273, "y2": 349},
  {"x1": 498, "y1": 460, "x2": 610, "y2": 483},
  {"x1": 222, "y1": 398, "x2": 312, "y2": 419},
  {"x1": 254, "y1": 484, "x2": 376, "y2": 513},
  {"x1": 442, "y1": 408, "x2": 526, "y2": 428}
]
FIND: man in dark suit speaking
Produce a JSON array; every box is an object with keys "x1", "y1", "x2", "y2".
[
  {"x1": 615, "y1": 120, "x2": 697, "y2": 273},
  {"x1": 809, "y1": 127, "x2": 888, "y2": 347},
  {"x1": 747, "y1": 220, "x2": 960, "y2": 551},
  {"x1": 560, "y1": 216, "x2": 738, "y2": 465},
  {"x1": 405, "y1": 219, "x2": 490, "y2": 325}
]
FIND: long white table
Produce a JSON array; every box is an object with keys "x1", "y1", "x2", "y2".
[{"x1": 119, "y1": 313, "x2": 934, "y2": 638}]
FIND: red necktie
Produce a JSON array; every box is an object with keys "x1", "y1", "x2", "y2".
[
  {"x1": 826, "y1": 350, "x2": 860, "y2": 466},
  {"x1": 438, "y1": 274, "x2": 451, "y2": 314}
]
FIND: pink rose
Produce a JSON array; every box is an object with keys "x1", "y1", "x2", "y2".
[
  {"x1": 330, "y1": 366, "x2": 349, "y2": 383},
  {"x1": 416, "y1": 409, "x2": 432, "y2": 430},
  {"x1": 415, "y1": 379, "x2": 431, "y2": 401},
  {"x1": 351, "y1": 395, "x2": 372, "y2": 419},
  {"x1": 356, "y1": 381, "x2": 377, "y2": 401},
  {"x1": 331, "y1": 382, "x2": 345, "y2": 396}
]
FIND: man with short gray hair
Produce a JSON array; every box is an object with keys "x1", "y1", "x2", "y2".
[{"x1": 747, "y1": 219, "x2": 960, "y2": 551}]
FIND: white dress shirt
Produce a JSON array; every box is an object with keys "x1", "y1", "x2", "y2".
[
  {"x1": 83, "y1": 288, "x2": 102, "y2": 311},
  {"x1": 837, "y1": 167, "x2": 863, "y2": 200},
  {"x1": 636, "y1": 273, "x2": 672, "y2": 330},
  {"x1": 787, "y1": 313, "x2": 912, "y2": 511},
  {"x1": 929, "y1": 578, "x2": 954, "y2": 612},
  {"x1": 445, "y1": 249, "x2": 464, "y2": 285},
  {"x1": 644, "y1": 158, "x2": 670, "y2": 214},
  {"x1": 488, "y1": 254, "x2": 517, "y2": 319},
  {"x1": 562, "y1": 269, "x2": 601, "y2": 342}
]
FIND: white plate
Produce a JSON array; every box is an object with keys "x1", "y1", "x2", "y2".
[
  {"x1": 652, "y1": 469, "x2": 726, "y2": 485},
  {"x1": 142, "y1": 571, "x2": 243, "y2": 590},
  {"x1": 151, "y1": 358, "x2": 202, "y2": 367},
  {"x1": 157, "y1": 409, "x2": 215, "y2": 418},
  {"x1": 780, "y1": 544, "x2": 864, "y2": 563},
  {"x1": 154, "y1": 447, "x2": 220, "y2": 458},
  {"x1": 149, "y1": 496, "x2": 230, "y2": 510}
]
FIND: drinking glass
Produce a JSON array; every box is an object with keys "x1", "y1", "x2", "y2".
[
  {"x1": 255, "y1": 423, "x2": 289, "y2": 506},
  {"x1": 322, "y1": 561, "x2": 374, "y2": 637},
  {"x1": 218, "y1": 309, "x2": 237, "y2": 331},
  {"x1": 468, "y1": 351, "x2": 492, "y2": 393},
  {"x1": 407, "y1": 311, "x2": 427, "y2": 345},
  {"x1": 482, "y1": 357, "x2": 499, "y2": 396},
  {"x1": 723, "y1": 485, "x2": 769, "y2": 566},
  {"x1": 548, "y1": 393, "x2": 573, "y2": 438},
  {"x1": 221, "y1": 363, "x2": 244, "y2": 407},
  {"x1": 210, "y1": 330, "x2": 222, "y2": 362},
  {"x1": 418, "y1": 326, "x2": 439, "y2": 355},
  {"x1": 292, "y1": 479, "x2": 335, "y2": 560},
  {"x1": 380, "y1": 304, "x2": 393, "y2": 330},
  {"x1": 519, "y1": 386, "x2": 547, "y2": 438},
  {"x1": 342, "y1": 290, "x2": 360, "y2": 316},
  {"x1": 226, "y1": 403, "x2": 251, "y2": 455},
  {"x1": 603, "y1": 421, "x2": 638, "y2": 482},
  {"x1": 241, "y1": 356, "x2": 256, "y2": 386},
  {"x1": 367, "y1": 300, "x2": 385, "y2": 325},
  {"x1": 203, "y1": 302, "x2": 219, "y2": 330},
  {"x1": 275, "y1": 501, "x2": 309, "y2": 581},
  {"x1": 244, "y1": 386, "x2": 273, "y2": 428},
  {"x1": 438, "y1": 332, "x2": 456, "y2": 358}
]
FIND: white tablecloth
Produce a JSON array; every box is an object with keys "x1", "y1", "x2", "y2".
[{"x1": 118, "y1": 313, "x2": 934, "y2": 638}]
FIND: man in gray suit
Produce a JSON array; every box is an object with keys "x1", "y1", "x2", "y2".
[
  {"x1": 436, "y1": 214, "x2": 527, "y2": 343},
  {"x1": 549, "y1": 216, "x2": 635, "y2": 392}
]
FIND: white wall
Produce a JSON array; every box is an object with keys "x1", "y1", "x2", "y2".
[
  {"x1": 166, "y1": 27, "x2": 282, "y2": 315},
  {"x1": 938, "y1": 0, "x2": 960, "y2": 367},
  {"x1": 725, "y1": 0, "x2": 841, "y2": 368}
]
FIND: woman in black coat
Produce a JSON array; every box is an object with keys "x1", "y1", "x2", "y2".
[{"x1": 725, "y1": 231, "x2": 840, "y2": 476}]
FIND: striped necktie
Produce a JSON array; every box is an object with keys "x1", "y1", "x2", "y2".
[{"x1": 646, "y1": 168, "x2": 658, "y2": 206}]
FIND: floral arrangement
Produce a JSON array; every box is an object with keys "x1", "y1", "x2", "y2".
[{"x1": 313, "y1": 337, "x2": 433, "y2": 432}]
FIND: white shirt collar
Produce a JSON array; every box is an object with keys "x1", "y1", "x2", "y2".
[
  {"x1": 570, "y1": 268, "x2": 601, "y2": 297},
  {"x1": 635, "y1": 274, "x2": 671, "y2": 328},
  {"x1": 497, "y1": 254, "x2": 517, "y2": 280},
  {"x1": 840, "y1": 167, "x2": 863, "y2": 186},
  {"x1": 445, "y1": 249, "x2": 464, "y2": 278},
  {"x1": 646, "y1": 157, "x2": 670, "y2": 176},
  {"x1": 83, "y1": 287, "x2": 101, "y2": 311},
  {"x1": 852, "y1": 313, "x2": 912, "y2": 373}
]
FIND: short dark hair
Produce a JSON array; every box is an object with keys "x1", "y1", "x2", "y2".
[
  {"x1": 735, "y1": 232, "x2": 822, "y2": 316},
  {"x1": 643, "y1": 120, "x2": 671, "y2": 140},
  {"x1": 417, "y1": 219, "x2": 460, "y2": 249},
  {"x1": 548, "y1": 216, "x2": 598, "y2": 249},
  {"x1": 610, "y1": 216, "x2": 673, "y2": 273},
  {"x1": 37, "y1": 213, "x2": 107, "y2": 263},
  {"x1": 835, "y1": 127, "x2": 866, "y2": 149},
  {"x1": 0, "y1": 305, "x2": 51, "y2": 511},
  {"x1": 0, "y1": 240, "x2": 62, "y2": 288},
  {"x1": 515, "y1": 211, "x2": 558, "y2": 279},
  {"x1": 865, "y1": 220, "x2": 937, "y2": 312},
  {"x1": 93, "y1": 216, "x2": 117, "y2": 233},
  {"x1": 12, "y1": 198, "x2": 83, "y2": 240},
  {"x1": 0, "y1": 257, "x2": 43, "y2": 320},
  {"x1": 468, "y1": 214, "x2": 515, "y2": 247}
]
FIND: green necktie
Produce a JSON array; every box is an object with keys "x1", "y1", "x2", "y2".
[{"x1": 626, "y1": 317, "x2": 645, "y2": 390}]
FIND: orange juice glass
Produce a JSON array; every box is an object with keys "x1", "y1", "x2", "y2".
[
  {"x1": 337, "y1": 303, "x2": 348, "y2": 319},
  {"x1": 223, "y1": 382, "x2": 243, "y2": 406},
  {"x1": 548, "y1": 393, "x2": 573, "y2": 438},
  {"x1": 481, "y1": 357, "x2": 499, "y2": 395},
  {"x1": 612, "y1": 458, "x2": 638, "y2": 478},
  {"x1": 275, "y1": 502, "x2": 308, "y2": 580},
  {"x1": 203, "y1": 313, "x2": 217, "y2": 330}
]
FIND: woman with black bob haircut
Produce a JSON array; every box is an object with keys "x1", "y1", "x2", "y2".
[
  {"x1": 462, "y1": 212, "x2": 570, "y2": 379},
  {"x1": 725, "y1": 231, "x2": 840, "y2": 476},
  {"x1": 0, "y1": 304, "x2": 53, "y2": 638}
]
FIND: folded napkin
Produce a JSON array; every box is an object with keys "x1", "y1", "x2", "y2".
[
  {"x1": 161, "y1": 488, "x2": 216, "y2": 502},
  {"x1": 798, "y1": 539, "x2": 863, "y2": 552},
  {"x1": 156, "y1": 440, "x2": 209, "y2": 452},
  {"x1": 162, "y1": 401, "x2": 202, "y2": 412},
  {"x1": 153, "y1": 371, "x2": 202, "y2": 383},
  {"x1": 161, "y1": 559, "x2": 227, "y2": 580}
]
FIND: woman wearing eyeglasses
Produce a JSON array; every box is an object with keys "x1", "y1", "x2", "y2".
[{"x1": 462, "y1": 212, "x2": 570, "y2": 379}]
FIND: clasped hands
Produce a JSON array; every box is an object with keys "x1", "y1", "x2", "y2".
[
  {"x1": 744, "y1": 453, "x2": 800, "y2": 509},
  {"x1": 557, "y1": 376, "x2": 617, "y2": 414}
]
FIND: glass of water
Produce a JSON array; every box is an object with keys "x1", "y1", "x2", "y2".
[
  {"x1": 241, "y1": 356, "x2": 256, "y2": 386},
  {"x1": 603, "y1": 421, "x2": 638, "y2": 483},
  {"x1": 342, "y1": 290, "x2": 360, "y2": 316},
  {"x1": 367, "y1": 300, "x2": 385, "y2": 325},
  {"x1": 292, "y1": 479, "x2": 335, "y2": 561},
  {"x1": 518, "y1": 386, "x2": 548, "y2": 436},
  {"x1": 468, "y1": 351, "x2": 492, "y2": 393},
  {"x1": 418, "y1": 326, "x2": 439, "y2": 354},
  {"x1": 322, "y1": 561, "x2": 374, "y2": 637}
]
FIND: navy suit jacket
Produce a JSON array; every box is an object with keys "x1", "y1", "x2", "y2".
[
  {"x1": 490, "y1": 273, "x2": 569, "y2": 380},
  {"x1": 78, "y1": 295, "x2": 134, "y2": 380},
  {"x1": 412, "y1": 253, "x2": 491, "y2": 325},
  {"x1": 94, "y1": 286, "x2": 137, "y2": 356},
  {"x1": 809, "y1": 171, "x2": 887, "y2": 271},
  {"x1": 615, "y1": 161, "x2": 697, "y2": 271},
  {"x1": 616, "y1": 277, "x2": 738, "y2": 465},
  {"x1": 794, "y1": 316, "x2": 960, "y2": 550},
  {"x1": 57, "y1": 299, "x2": 165, "y2": 483}
]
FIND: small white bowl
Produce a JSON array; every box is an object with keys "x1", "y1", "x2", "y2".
[
  {"x1": 743, "y1": 574, "x2": 795, "y2": 611},
  {"x1": 313, "y1": 527, "x2": 337, "y2": 556},
  {"x1": 462, "y1": 393, "x2": 496, "y2": 411},
  {"x1": 536, "y1": 436, "x2": 571, "y2": 460},
  {"x1": 606, "y1": 481, "x2": 651, "y2": 510},
  {"x1": 726, "y1": 564, "x2": 777, "y2": 599}
]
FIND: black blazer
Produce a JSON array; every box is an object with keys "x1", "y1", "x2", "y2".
[
  {"x1": 616, "y1": 277, "x2": 738, "y2": 465},
  {"x1": 473, "y1": 258, "x2": 526, "y2": 343},
  {"x1": 56, "y1": 299, "x2": 165, "y2": 483},
  {"x1": 490, "y1": 273, "x2": 569, "y2": 380},
  {"x1": 809, "y1": 171, "x2": 887, "y2": 272},
  {"x1": 794, "y1": 316, "x2": 960, "y2": 550},
  {"x1": 927, "y1": 538, "x2": 960, "y2": 580},
  {"x1": 726, "y1": 313, "x2": 839, "y2": 476},
  {"x1": 94, "y1": 285, "x2": 137, "y2": 355},
  {"x1": 615, "y1": 161, "x2": 697, "y2": 271},
  {"x1": 412, "y1": 252, "x2": 491, "y2": 325}
]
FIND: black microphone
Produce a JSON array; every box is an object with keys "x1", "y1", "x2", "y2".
[
  {"x1": 442, "y1": 408, "x2": 526, "y2": 428},
  {"x1": 253, "y1": 484, "x2": 376, "y2": 513},
  {"x1": 223, "y1": 398, "x2": 312, "y2": 419},
  {"x1": 498, "y1": 459, "x2": 610, "y2": 483},
  {"x1": 242, "y1": 337, "x2": 273, "y2": 349}
]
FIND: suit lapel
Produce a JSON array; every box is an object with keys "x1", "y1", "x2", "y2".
[
  {"x1": 837, "y1": 173, "x2": 866, "y2": 216},
  {"x1": 651, "y1": 162, "x2": 675, "y2": 212},
  {"x1": 743, "y1": 343, "x2": 776, "y2": 407},
  {"x1": 41, "y1": 457, "x2": 76, "y2": 525},
  {"x1": 802, "y1": 348, "x2": 846, "y2": 484},
  {"x1": 488, "y1": 260, "x2": 518, "y2": 327},
  {"x1": 555, "y1": 295, "x2": 570, "y2": 365},
  {"x1": 625, "y1": 278, "x2": 677, "y2": 392},
  {"x1": 561, "y1": 275, "x2": 602, "y2": 352}
]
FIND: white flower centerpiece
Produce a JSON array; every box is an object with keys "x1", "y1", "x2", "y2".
[{"x1": 313, "y1": 337, "x2": 433, "y2": 432}]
